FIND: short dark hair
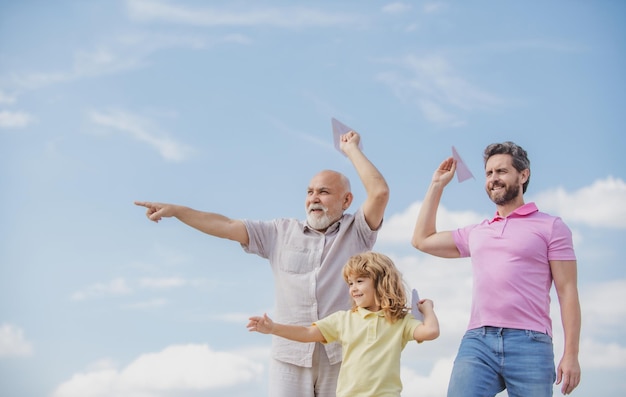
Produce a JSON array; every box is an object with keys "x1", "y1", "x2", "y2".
[{"x1": 483, "y1": 141, "x2": 531, "y2": 193}]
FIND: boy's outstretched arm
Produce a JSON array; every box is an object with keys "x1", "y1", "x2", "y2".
[{"x1": 247, "y1": 314, "x2": 326, "y2": 343}]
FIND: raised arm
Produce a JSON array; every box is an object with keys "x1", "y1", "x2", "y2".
[
  {"x1": 551, "y1": 259, "x2": 581, "y2": 395},
  {"x1": 340, "y1": 131, "x2": 389, "y2": 230},
  {"x1": 247, "y1": 313, "x2": 326, "y2": 343},
  {"x1": 411, "y1": 157, "x2": 460, "y2": 258},
  {"x1": 412, "y1": 299, "x2": 440, "y2": 342},
  {"x1": 134, "y1": 201, "x2": 249, "y2": 245}
]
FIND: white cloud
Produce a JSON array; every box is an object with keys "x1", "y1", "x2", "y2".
[
  {"x1": 580, "y1": 279, "x2": 626, "y2": 330},
  {"x1": 382, "y1": 3, "x2": 412, "y2": 14},
  {"x1": 406, "y1": 55, "x2": 501, "y2": 109},
  {"x1": 20, "y1": 42, "x2": 141, "y2": 90},
  {"x1": 52, "y1": 344, "x2": 264, "y2": 397},
  {"x1": 139, "y1": 277, "x2": 187, "y2": 289},
  {"x1": 211, "y1": 312, "x2": 256, "y2": 324},
  {"x1": 126, "y1": 0, "x2": 361, "y2": 28},
  {"x1": 393, "y1": 253, "x2": 473, "y2": 337},
  {"x1": 10, "y1": 33, "x2": 230, "y2": 91},
  {"x1": 378, "y1": 201, "x2": 488, "y2": 245},
  {"x1": 122, "y1": 298, "x2": 169, "y2": 310},
  {"x1": 0, "y1": 323, "x2": 34, "y2": 357},
  {"x1": 263, "y1": 113, "x2": 334, "y2": 152},
  {"x1": 71, "y1": 278, "x2": 133, "y2": 301},
  {"x1": 71, "y1": 276, "x2": 207, "y2": 305},
  {"x1": 401, "y1": 357, "x2": 454, "y2": 396},
  {"x1": 580, "y1": 338, "x2": 626, "y2": 369},
  {"x1": 10, "y1": 48, "x2": 141, "y2": 90},
  {"x1": 549, "y1": 280, "x2": 626, "y2": 373},
  {"x1": 89, "y1": 110, "x2": 194, "y2": 162},
  {"x1": 0, "y1": 90, "x2": 17, "y2": 104},
  {"x1": 423, "y1": 2, "x2": 448, "y2": 14},
  {"x1": 377, "y1": 54, "x2": 502, "y2": 126},
  {"x1": 417, "y1": 98, "x2": 464, "y2": 126},
  {"x1": 531, "y1": 176, "x2": 626, "y2": 229},
  {"x1": 0, "y1": 110, "x2": 34, "y2": 128}
]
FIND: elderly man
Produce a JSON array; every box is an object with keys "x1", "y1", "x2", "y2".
[{"x1": 135, "y1": 130, "x2": 389, "y2": 397}]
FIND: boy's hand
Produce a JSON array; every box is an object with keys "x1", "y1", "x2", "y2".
[{"x1": 247, "y1": 313, "x2": 274, "y2": 334}]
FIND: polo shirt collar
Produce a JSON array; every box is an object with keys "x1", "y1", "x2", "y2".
[
  {"x1": 356, "y1": 307, "x2": 385, "y2": 318},
  {"x1": 490, "y1": 202, "x2": 538, "y2": 223}
]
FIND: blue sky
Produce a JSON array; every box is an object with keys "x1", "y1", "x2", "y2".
[{"x1": 1, "y1": 1, "x2": 625, "y2": 396}]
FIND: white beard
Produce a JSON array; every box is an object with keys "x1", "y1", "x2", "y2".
[{"x1": 306, "y1": 204, "x2": 333, "y2": 230}]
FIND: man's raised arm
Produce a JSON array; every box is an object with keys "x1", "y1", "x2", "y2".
[
  {"x1": 340, "y1": 131, "x2": 389, "y2": 231},
  {"x1": 411, "y1": 157, "x2": 460, "y2": 259}
]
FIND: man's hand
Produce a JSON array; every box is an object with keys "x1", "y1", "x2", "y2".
[
  {"x1": 556, "y1": 354, "x2": 581, "y2": 395},
  {"x1": 432, "y1": 157, "x2": 457, "y2": 187},
  {"x1": 134, "y1": 201, "x2": 178, "y2": 223},
  {"x1": 339, "y1": 131, "x2": 361, "y2": 154}
]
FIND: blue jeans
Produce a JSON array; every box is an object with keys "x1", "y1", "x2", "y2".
[{"x1": 447, "y1": 327, "x2": 556, "y2": 397}]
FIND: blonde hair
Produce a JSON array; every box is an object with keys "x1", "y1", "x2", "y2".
[{"x1": 342, "y1": 251, "x2": 409, "y2": 323}]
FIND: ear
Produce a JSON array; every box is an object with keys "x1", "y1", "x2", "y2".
[
  {"x1": 343, "y1": 192, "x2": 354, "y2": 210},
  {"x1": 520, "y1": 169, "x2": 530, "y2": 185}
]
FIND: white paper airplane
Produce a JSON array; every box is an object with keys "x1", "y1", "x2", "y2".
[
  {"x1": 411, "y1": 288, "x2": 424, "y2": 321},
  {"x1": 331, "y1": 117, "x2": 363, "y2": 156},
  {"x1": 452, "y1": 146, "x2": 474, "y2": 182}
]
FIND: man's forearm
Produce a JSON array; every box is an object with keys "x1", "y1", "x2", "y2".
[
  {"x1": 560, "y1": 288, "x2": 581, "y2": 358},
  {"x1": 412, "y1": 182, "x2": 445, "y2": 248},
  {"x1": 345, "y1": 147, "x2": 388, "y2": 197},
  {"x1": 174, "y1": 207, "x2": 248, "y2": 244}
]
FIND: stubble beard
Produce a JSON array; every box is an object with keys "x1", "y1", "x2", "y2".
[{"x1": 488, "y1": 183, "x2": 520, "y2": 205}]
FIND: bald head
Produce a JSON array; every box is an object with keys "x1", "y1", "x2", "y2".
[
  {"x1": 305, "y1": 170, "x2": 354, "y2": 231},
  {"x1": 311, "y1": 170, "x2": 351, "y2": 194}
]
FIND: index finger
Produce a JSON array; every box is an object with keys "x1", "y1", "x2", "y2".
[{"x1": 134, "y1": 201, "x2": 150, "y2": 207}]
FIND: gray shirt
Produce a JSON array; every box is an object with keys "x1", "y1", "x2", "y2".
[{"x1": 242, "y1": 207, "x2": 379, "y2": 367}]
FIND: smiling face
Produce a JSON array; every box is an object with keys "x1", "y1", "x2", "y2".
[
  {"x1": 305, "y1": 170, "x2": 352, "y2": 232},
  {"x1": 346, "y1": 274, "x2": 379, "y2": 312},
  {"x1": 484, "y1": 154, "x2": 529, "y2": 206}
]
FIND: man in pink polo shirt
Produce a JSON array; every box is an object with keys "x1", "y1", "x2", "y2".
[{"x1": 411, "y1": 142, "x2": 581, "y2": 397}]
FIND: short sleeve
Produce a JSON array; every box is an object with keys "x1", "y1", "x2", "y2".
[
  {"x1": 314, "y1": 311, "x2": 345, "y2": 344},
  {"x1": 548, "y1": 217, "x2": 576, "y2": 261}
]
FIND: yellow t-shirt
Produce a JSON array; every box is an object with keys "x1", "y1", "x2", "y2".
[{"x1": 314, "y1": 307, "x2": 422, "y2": 397}]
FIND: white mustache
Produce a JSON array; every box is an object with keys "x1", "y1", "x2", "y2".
[{"x1": 308, "y1": 204, "x2": 328, "y2": 212}]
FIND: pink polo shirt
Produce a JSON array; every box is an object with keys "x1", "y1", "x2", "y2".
[{"x1": 452, "y1": 202, "x2": 576, "y2": 336}]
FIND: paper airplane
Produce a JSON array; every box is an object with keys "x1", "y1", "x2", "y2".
[
  {"x1": 411, "y1": 288, "x2": 424, "y2": 321},
  {"x1": 452, "y1": 146, "x2": 474, "y2": 182},
  {"x1": 331, "y1": 117, "x2": 363, "y2": 156}
]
